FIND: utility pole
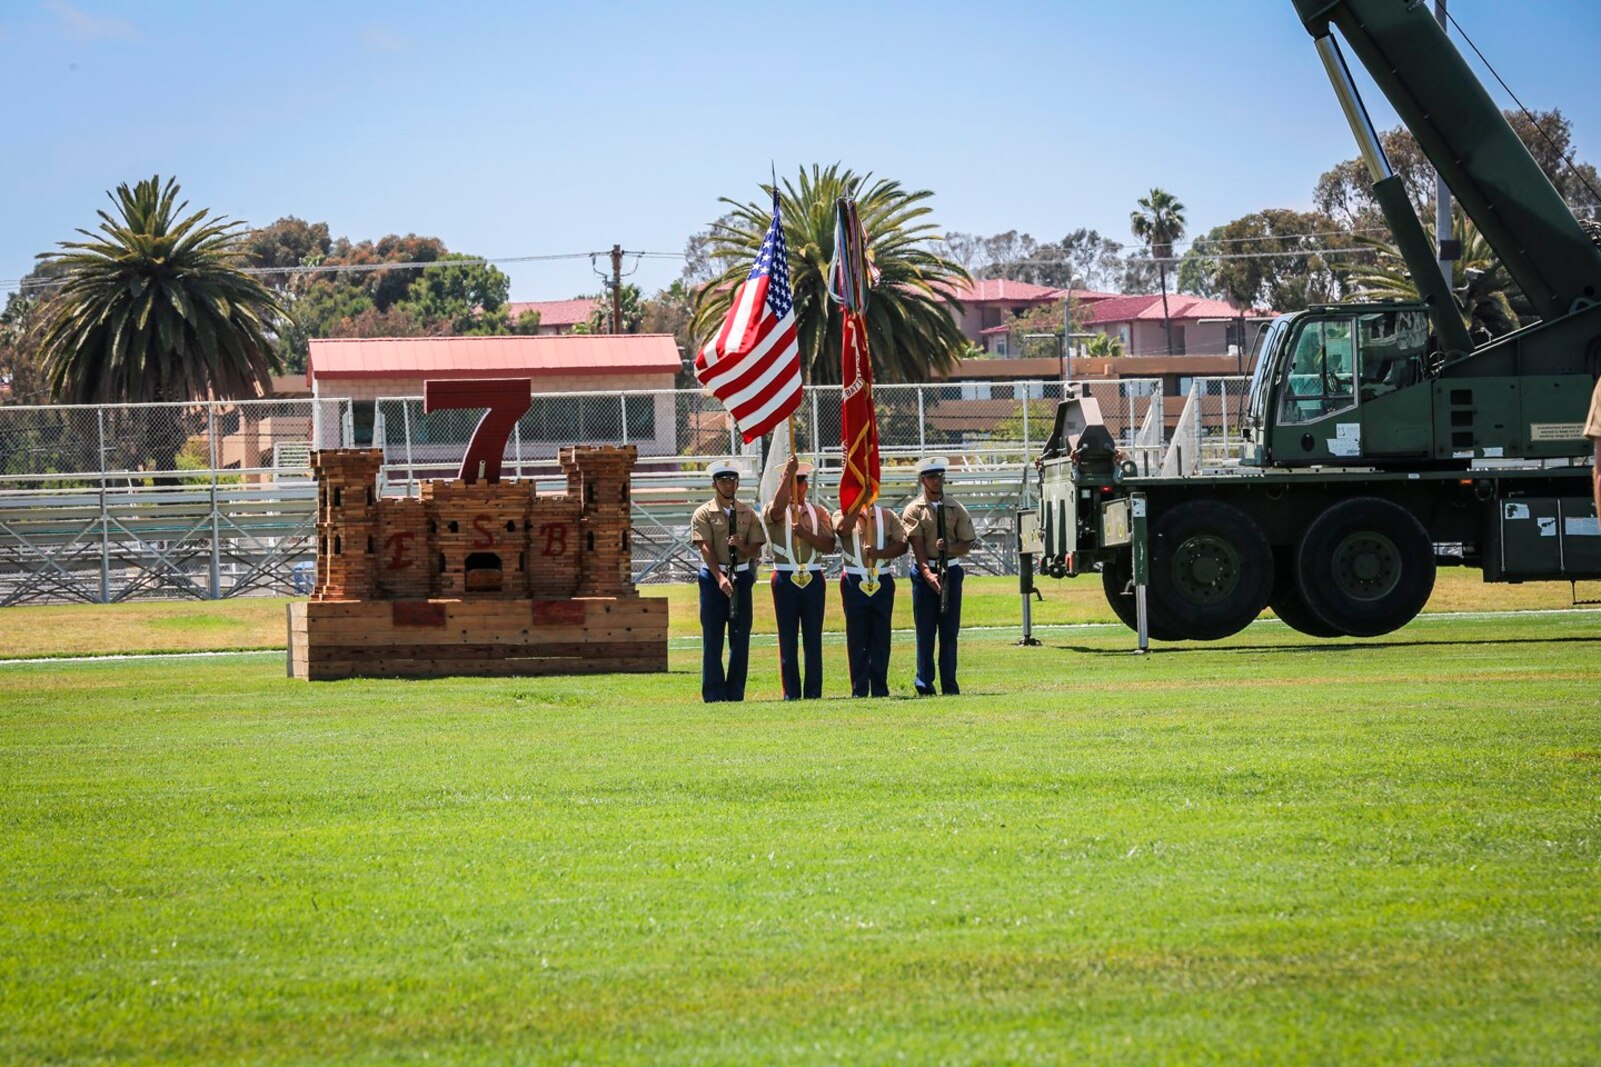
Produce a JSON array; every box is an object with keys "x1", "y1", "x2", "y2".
[
  {"x1": 1434, "y1": 0, "x2": 1457, "y2": 291},
  {"x1": 610, "y1": 244, "x2": 624, "y2": 334}
]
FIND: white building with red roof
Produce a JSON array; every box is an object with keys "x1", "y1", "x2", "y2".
[{"x1": 307, "y1": 334, "x2": 683, "y2": 456}]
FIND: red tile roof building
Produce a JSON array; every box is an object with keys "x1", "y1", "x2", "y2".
[
  {"x1": 1080, "y1": 294, "x2": 1274, "y2": 358},
  {"x1": 502, "y1": 298, "x2": 603, "y2": 335},
  {"x1": 938, "y1": 279, "x2": 1122, "y2": 357}
]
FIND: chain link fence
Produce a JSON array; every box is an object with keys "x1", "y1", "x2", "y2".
[
  {"x1": 0, "y1": 378, "x2": 1248, "y2": 601},
  {"x1": 369, "y1": 383, "x2": 1124, "y2": 487},
  {"x1": 0, "y1": 399, "x2": 346, "y2": 489},
  {"x1": 0, "y1": 381, "x2": 1217, "y2": 486}
]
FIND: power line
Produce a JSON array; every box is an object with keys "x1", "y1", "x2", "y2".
[
  {"x1": 236, "y1": 249, "x2": 686, "y2": 278},
  {"x1": 0, "y1": 243, "x2": 1378, "y2": 294},
  {"x1": 1166, "y1": 226, "x2": 1390, "y2": 248},
  {"x1": 0, "y1": 248, "x2": 691, "y2": 296},
  {"x1": 1137, "y1": 247, "x2": 1376, "y2": 263},
  {"x1": 995, "y1": 245, "x2": 1378, "y2": 269},
  {"x1": 949, "y1": 226, "x2": 1390, "y2": 258},
  {"x1": 1444, "y1": 9, "x2": 1601, "y2": 210},
  {"x1": 978, "y1": 187, "x2": 1600, "y2": 273},
  {"x1": 0, "y1": 226, "x2": 1414, "y2": 294},
  {"x1": 249, "y1": 253, "x2": 595, "y2": 275}
]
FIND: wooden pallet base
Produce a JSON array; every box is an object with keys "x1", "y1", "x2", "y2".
[{"x1": 287, "y1": 596, "x2": 667, "y2": 681}]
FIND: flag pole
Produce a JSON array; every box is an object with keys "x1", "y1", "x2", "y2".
[
  {"x1": 786, "y1": 413, "x2": 797, "y2": 516},
  {"x1": 774, "y1": 162, "x2": 795, "y2": 512}
]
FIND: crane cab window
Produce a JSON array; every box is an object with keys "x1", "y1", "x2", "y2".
[
  {"x1": 1357, "y1": 309, "x2": 1428, "y2": 402},
  {"x1": 1279, "y1": 318, "x2": 1354, "y2": 423}
]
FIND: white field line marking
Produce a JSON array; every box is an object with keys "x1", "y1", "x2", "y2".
[{"x1": 0, "y1": 607, "x2": 1594, "y2": 667}]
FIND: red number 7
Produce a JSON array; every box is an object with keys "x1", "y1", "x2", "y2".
[{"x1": 423, "y1": 378, "x2": 532, "y2": 484}]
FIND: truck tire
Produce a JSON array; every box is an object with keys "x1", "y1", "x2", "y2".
[
  {"x1": 1295, "y1": 497, "x2": 1435, "y2": 637},
  {"x1": 1100, "y1": 557, "x2": 1181, "y2": 641},
  {"x1": 1270, "y1": 555, "x2": 1344, "y2": 637},
  {"x1": 1149, "y1": 501, "x2": 1273, "y2": 640}
]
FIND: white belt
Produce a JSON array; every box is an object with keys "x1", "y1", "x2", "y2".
[
  {"x1": 771, "y1": 563, "x2": 823, "y2": 573},
  {"x1": 842, "y1": 567, "x2": 887, "y2": 578},
  {"x1": 709, "y1": 562, "x2": 752, "y2": 574}
]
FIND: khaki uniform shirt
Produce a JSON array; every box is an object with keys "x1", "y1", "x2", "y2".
[
  {"x1": 691, "y1": 499, "x2": 766, "y2": 568},
  {"x1": 1585, "y1": 376, "x2": 1601, "y2": 440},
  {"x1": 901, "y1": 496, "x2": 977, "y2": 565},
  {"x1": 832, "y1": 506, "x2": 906, "y2": 572},
  {"x1": 764, "y1": 499, "x2": 830, "y2": 569}
]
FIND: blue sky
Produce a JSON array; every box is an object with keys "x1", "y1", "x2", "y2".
[{"x1": 2, "y1": 0, "x2": 1598, "y2": 301}]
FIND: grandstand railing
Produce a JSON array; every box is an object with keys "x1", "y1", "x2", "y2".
[{"x1": 1161, "y1": 377, "x2": 1252, "y2": 476}]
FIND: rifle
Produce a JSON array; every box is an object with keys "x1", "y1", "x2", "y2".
[
  {"x1": 860, "y1": 506, "x2": 882, "y2": 596},
  {"x1": 726, "y1": 504, "x2": 740, "y2": 624},
  {"x1": 935, "y1": 501, "x2": 950, "y2": 616}
]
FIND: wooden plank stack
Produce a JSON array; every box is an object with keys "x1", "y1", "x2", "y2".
[
  {"x1": 423, "y1": 479, "x2": 533, "y2": 598},
  {"x1": 291, "y1": 442, "x2": 665, "y2": 681},
  {"x1": 312, "y1": 450, "x2": 382, "y2": 600},
  {"x1": 527, "y1": 496, "x2": 583, "y2": 599},
  {"x1": 288, "y1": 596, "x2": 667, "y2": 680},
  {"x1": 564, "y1": 446, "x2": 636, "y2": 598},
  {"x1": 374, "y1": 498, "x2": 430, "y2": 599}
]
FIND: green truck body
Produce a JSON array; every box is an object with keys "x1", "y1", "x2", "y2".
[{"x1": 1036, "y1": 1, "x2": 1601, "y2": 641}]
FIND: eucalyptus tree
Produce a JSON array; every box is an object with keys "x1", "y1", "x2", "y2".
[{"x1": 0, "y1": 292, "x2": 47, "y2": 405}]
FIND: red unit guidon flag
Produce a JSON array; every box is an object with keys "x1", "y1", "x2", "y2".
[
  {"x1": 830, "y1": 196, "x2": 880, "y2": 513},
  {"x1": 694, "y1": 189, "x2": 803, "y2": 444}
]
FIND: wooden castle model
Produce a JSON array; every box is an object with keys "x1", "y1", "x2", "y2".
[{"x1": 288, "y1": 395, "x2": 667, "y2": 680}]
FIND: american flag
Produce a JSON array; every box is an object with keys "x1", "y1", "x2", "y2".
[{"x1": 694, "y1": 190, "x2": 803, "y2": 443}]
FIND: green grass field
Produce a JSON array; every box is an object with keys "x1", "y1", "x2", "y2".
[
  {"x1": 1, "y1": 570, "x2": 1596, "y2": 659},
  {"x1": 2, "y1": 602, "x2": 1599, "y2": 1063}
]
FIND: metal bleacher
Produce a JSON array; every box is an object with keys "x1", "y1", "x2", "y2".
[
  {"x1": 0, "y1": 481, "x2": 317, "y2": 605},
  {"x1": 3, "y1": 377, "x2": 1261, "y2": 603},
  {"x1": 627, "y1": 453, "x2": 1036, "y2": 583}
]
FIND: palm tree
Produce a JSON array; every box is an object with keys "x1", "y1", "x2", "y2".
[
  {"x1": 1342, "y1": 209, "x2": 1525, "y2": 341},
  {"x1": 576, "y1": 283, "x2": 644, "y2": 334},
  {"x1": 37, "y1": 176, "x2": 285, "y2": 403},
  {"x1": 1085, "y1": 332, "x2": 1127, "y2": 357},
  {"x1": 1129, "y1": 188, "x2": 1187, "y2": 356},
  {"x1": 691, "y1": 164, "x2": 971, "y2": 385}
]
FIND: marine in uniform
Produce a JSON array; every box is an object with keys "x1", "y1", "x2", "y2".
[
  {"x1": 903, "y1": 457, "x2": 977, "y2": 696},
  {"x1": 764, "y1": 455, "x2": 835, "y2": 700},
  {"x1": 833, "y1": 493, "x2": 908, "y2": 698},
  {"x1": 691, "y1": 461, "x2": 766, "y2": 703}
]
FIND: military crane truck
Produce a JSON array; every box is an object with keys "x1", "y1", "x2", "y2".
[{"x1": 1034, "y1": 0, "x2": 1601, "y2": 642}]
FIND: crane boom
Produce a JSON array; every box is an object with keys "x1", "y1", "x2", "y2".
[{"x1": 1293, "y1": 0, "x2": 1601, "y2": 322}]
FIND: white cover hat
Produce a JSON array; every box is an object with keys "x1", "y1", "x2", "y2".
[
  {"x1": 707, "y1": 460, "x2": 742, "y2": 479},
  {"x1": 917, "y1": 456, "x2": 950, "y2": 476}
]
